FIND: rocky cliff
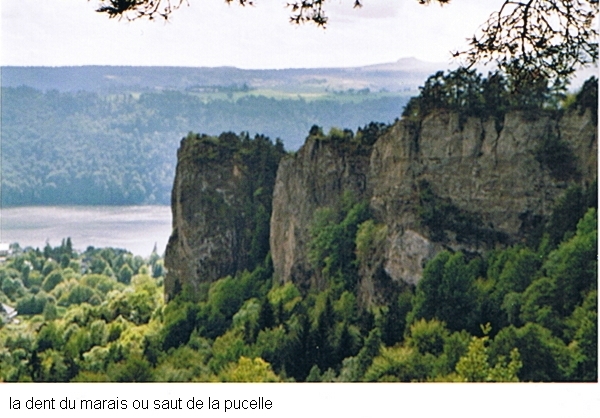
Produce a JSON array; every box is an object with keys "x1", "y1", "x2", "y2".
[
  {"x1": 270, "y1": 109, "x2": 597, "y2": 303},
  {"x1": 164, "y1": 132, "x2": 284, "y2": 300},
  {"x1": 269, "y1": 131, "x2": 373, "y2": 292},
  {"x1": 165, "y1": 109, "x2": 596, "y2": 303}
]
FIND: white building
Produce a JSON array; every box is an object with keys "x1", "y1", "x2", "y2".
[
  {"x1": 1, "y1": 303, "x2": 18, "y2": 323},
  {"x1": 0, "y1": 242, "x2": 10, "y2": 257}
]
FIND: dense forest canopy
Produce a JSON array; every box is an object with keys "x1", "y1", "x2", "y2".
[
  {"x1": 1, "y1": 182, "x2": 596, "y2": 382},
  {"x1": 0, "y1": 85, "x2": 407, "y2": 206}
]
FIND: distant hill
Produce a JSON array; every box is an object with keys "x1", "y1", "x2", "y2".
[
  {"x1": 3, "y1": 60, "x2": 453, "y2": 207},
  {"x1": 2, "y1": 61, "x2": 595, "y2": 207},
  {"x1": 1, "y1": 58, "x2": 448, "y2": 94}
]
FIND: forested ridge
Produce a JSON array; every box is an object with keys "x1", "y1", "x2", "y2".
[
  {"x1": 0, "y1": 201, "x2": 596, "y2": 382},
  {"x1": 0, "y1": 86, "x2": 407, "y2": 206},
  {"x1": 0, "y1": 71, "x2": 596, "y2": 382}
]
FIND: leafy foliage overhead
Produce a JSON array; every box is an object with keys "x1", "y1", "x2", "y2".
[
  {"x1": 94, "y1": 1, "x2": 598, "y2": 86},
  {"x1": 459, "y1": 0, "x2": 598, "y2": 88}
]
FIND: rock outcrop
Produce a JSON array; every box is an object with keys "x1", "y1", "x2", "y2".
[
  {"x1": 270, "y1": 109, "x2": 597, "y2": 302},
  {"x1": 165, "y1": 109, "x2": 596, "y2": 303},
  {"x1": 269, "y1": 135, "x2": 372, "y2": 292},
  {"x1": 164, "y1": 132, "x2": 284, "y2": 300}
]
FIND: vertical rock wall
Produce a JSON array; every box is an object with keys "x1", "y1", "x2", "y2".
[
  {"x1": 270, "y1": 136, "x2": 372, "y2": 291},
  {"x1": 165, "y1": 109, "x2": 596, "y2": 302},
  {"x1": 271, "y1": 109, "x2": 597, "y2": 298}
]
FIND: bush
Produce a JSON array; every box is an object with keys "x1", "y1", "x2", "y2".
[
  {"x1": 407, "y1": 319, "x2": 449, "y2": 356},
  {"x1": 117, "y1": 264, "x2": 133, "y2": 285},
  {"x1": 42, "y1": 270, "x2": 64, "y2": 292},
  {"x1": 16, "y1": 292, "x2": 51, "y2": 315},
  {"x1": 59, "y1": 284, "x2": 97, "y2": 306}
]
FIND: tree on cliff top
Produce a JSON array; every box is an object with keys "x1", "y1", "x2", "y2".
[{"x1": 94, "y1": 0, "x2": 598, "y2": 86}]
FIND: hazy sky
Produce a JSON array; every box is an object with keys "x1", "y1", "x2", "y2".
[{"x1": 0, "y1": 0, "x2": 505, "y2": 69}]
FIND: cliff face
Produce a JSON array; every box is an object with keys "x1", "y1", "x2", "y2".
[
  {"x1": 270, "y1": 109, "x2": 597, "y2": 301},
  {"x1": 164, "y1": 132, "x2": 283, "y2": 300},
  {"x1": 165, "y1": 135, "x2": 244, "y2": 299},
  {"x1": 165, "y1": 109, "x2": 596, "y2": 303},
  {"x1": 270, "y1": 136, "x2": 372, "y2": 292}
]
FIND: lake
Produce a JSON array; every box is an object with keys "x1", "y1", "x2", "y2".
[{"x1": 0, "y1": 206, "x2": 172, "y2": 257}]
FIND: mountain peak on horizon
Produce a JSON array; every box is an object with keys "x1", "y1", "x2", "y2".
[
  {"x1": 361, "y1": 56, "x2": 451, "y2": 73},
  {"x1": 396, "y1": 56, "x2": 425, "y2": 64}
]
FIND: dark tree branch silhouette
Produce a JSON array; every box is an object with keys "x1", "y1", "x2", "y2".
[
  {"x1": 95, "y1": 0, "x2": 187, "y2": 20},
  {"x1": 457, "y1": 0, "x2": 598, "y2": 87},
  {"x1": 93, "y1": 0, "x2": 598, "y2": 84}
]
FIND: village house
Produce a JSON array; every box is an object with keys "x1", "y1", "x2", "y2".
[{"x1": 1, "y1": 303, "x2": 18, "y2": 324}]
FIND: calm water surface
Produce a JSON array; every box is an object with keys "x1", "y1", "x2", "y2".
[{"x1": 0, "y1": 206, "x2": 172, "y2": 256}]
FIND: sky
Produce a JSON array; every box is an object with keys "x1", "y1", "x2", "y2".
[{"x1": 0, "y1": 0, "x2": 506, "y2": 69}]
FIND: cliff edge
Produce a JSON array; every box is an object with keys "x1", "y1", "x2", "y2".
[
  {"x1": 165, "y1": 108, "x2": 596, "y2": 303},
  {"x1": 270, "y1": 109, "x2": 596, "y2": 303}
]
